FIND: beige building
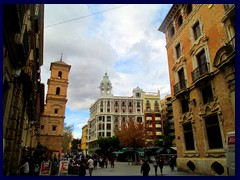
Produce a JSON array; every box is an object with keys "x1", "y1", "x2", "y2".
[
  {"x1": 81, "y1": 124, "x2": 89, "y2": 155},
  {"x1": 159, "y1": 4, "x2": 235, "y2": 175},
  {"x1": 87, "y1": 73, "x2": 164, "y2": 154},
  {"x1": 3, "y1": 4, "x2": 44, "y2": 175},
  {"x1": 39, "y1": 59, "x2": 71, "y2": 156}
]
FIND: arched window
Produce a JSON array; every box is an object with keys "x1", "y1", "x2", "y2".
[
  {"x1": 170, "y1": 25, "x2": 175, "y2": 38},
  {"x1": 56, "y1": 87, "x2": 60, "y2": 95},
  {"x1": 178, "y1": 15, "x2": 183, "y2": 28},
  {"x1": 186, "y1": 4, "x2": 192, "y2": 16},
  {"x1": 58, "y1": 71, "x2": 62, "y2": 79}
]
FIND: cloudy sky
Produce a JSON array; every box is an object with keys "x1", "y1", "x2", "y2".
[{"x1": 42, "y1": 4, "x2": 172, "y2": 139}]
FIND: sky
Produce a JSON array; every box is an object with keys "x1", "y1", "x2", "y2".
[{"x1": 42, "y1": 4, "x2": 172, "y2": 139}]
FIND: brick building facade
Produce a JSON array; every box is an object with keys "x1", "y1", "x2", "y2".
[
  {"x1": 159, "y1": 4, "x2": 235, "y2": 175},
  {"x1": 39, "y1": 59, "x2": 71, "y2": 156}
]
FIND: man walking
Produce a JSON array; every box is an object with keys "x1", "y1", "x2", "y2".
[
  {"x1": 87, "y1": 156, "x2": 94, "y2": 176},
  {"x1": 140, "y1": 159, "x2": 150, "y2": 176}
]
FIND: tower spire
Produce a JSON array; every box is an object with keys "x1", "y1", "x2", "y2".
[{"x1": 60, "y1": 53, "x2": 63, "y2": 61}]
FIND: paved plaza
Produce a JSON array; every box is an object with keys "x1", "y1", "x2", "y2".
[{"x1": 68, "y1": 161, "x2": 201, "y2": 176}]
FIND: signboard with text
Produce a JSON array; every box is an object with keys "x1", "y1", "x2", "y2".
[
  {"x1": 39, "y1": 161, "x2": 51, "y2": 176},
  {"x1": 59, "y1": 160, "x2": 69, "y2": 175}
]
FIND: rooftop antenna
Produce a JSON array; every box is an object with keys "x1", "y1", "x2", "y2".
[{"x1": 60, "y1": 53, "x2": 63, "y2": 61}]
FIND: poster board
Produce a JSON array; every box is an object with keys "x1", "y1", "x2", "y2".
[
  {"x1": 59, "y1": 160, "x2": 69, "y2": 175},
  {"x1": 39, "y1": 161, "x2": 51, "y2": 176}
]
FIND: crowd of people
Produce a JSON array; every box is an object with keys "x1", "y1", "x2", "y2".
[
  {"x1": 17, "y1": 153, "x2": 176, "y2": 176},
  {"x1": 141, "y1": 155, "x2": 177, "y2": 176}
]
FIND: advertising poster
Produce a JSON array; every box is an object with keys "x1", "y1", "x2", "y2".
[
  {"x1": 39, "y1": 161, "x2": 51, "y2": 176},
  {"x1": 59, "y1": 160, "x2": 69, "y2": 175}
]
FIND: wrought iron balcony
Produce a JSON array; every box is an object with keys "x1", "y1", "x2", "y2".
[
  {"x1": 174, "y1": 79, "x2": 187, "y2": 95},
  {"x1": 191, "y1": 62, "x2": 210, "y2": 82}
]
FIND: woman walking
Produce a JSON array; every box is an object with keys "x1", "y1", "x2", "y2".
[{"x1": 158, "y1": 155, "x2": 164, "y2": 175}]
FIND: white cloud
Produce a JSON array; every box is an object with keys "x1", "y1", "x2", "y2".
[{"x1": 42, "y1": 4, "x2": 172, "y2": 138}]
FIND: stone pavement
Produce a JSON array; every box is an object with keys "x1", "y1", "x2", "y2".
[{"x1": 71, "y1": 161, "x2": 201, "y2": 176}]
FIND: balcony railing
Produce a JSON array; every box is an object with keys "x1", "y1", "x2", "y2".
[
  {"x1": 174, "y1": 79, "x2": 187, "y2": 95},
  {"x1": 191, "y1": 62, "x2": 210, "y2": 82}
]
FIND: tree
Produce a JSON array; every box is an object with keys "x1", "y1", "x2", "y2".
[
  {"x1": 115, "y1": 118, "x2": 146, "y2": 163},
  {"x1": 62, "y1": 123, "x2": 74, "y2": 153},
  {"x1": 97, "y1": 136, "x2": 120, "y2": 155}
]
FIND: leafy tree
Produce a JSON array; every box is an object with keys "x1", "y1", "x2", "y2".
[
  {"x1": 97, "y1": 136, "x2": 120, "y2": 155},
  {"x1": 62, "y1": 123, "x2": 74, "y2": 153},
  {"x1": 115, "y1": 118, "x2": 146, "y2": 148},
  {"x1": 71, "y1": 138, "x2": 80, "y2": 150}
]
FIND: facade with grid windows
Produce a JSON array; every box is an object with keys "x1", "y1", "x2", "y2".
[
  {"x1": 159, "y1": 4, "x2": 235, "y2": 175},
  {"x1": 87, "y1": 73, "x2": 164, "y2": 154}
]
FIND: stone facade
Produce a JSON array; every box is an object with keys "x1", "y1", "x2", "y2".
[
  {"x1": 39, "y1": 59, "x2": 71, "y2": 155},
  {"x1": 3, "y1": 4, "x2": 45, "y2": 175},
  {"x1": 159, "y1": 4, "x2": 235, "y2": 176}
]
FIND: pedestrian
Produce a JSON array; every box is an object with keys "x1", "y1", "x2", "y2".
[
  {"x1": 158, "y1": 155, "x2": 164, "y2": 175},
  {"x1": 51, "y1": 157, "x2": 59, "y2": 175},
  {"x1": 140, "y1": 159, "x2": 150, "y2": 176},
  {"x1": 78, "y1": 161, "x2": 86, "y2": 176},
  {"x1": 87, "y1": 155, "x2": 94, "y2": 176},
  {"x1": 170, "y1": 155, "x2": 175, "y2": 171},
  {"x1": 19, "y1": 158, "x2": 30, "y2": 176},
  {"x1": 153, "y1": 156, "x2": 158, "y2": 176}
]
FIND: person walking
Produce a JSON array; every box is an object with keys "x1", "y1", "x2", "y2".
[
  {"x1": 78, "y1": 161, "x2": 86, "y2": 176},
  {"x1": 170, "y1": 155, "x2": 175, "y2": 171},
  {"x1": 140, "y1": 159, "x2": 150, "y2": 176},
  {"x1": 19, "y1": 158, "x2": 30, "y2": 176},
  {"x1": 158, "y1": 155, "x2": 164, "y2": 175},
  {"x1": 153, "y1": 157, "x2": 158, "y2": 176},
  {"x1": 87, "y1": 156, "x2": 94, "y2": 176}
]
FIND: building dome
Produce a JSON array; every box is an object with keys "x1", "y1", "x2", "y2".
[{"x1": 100, "y1": 72, "x2": 112, "y2": 87}]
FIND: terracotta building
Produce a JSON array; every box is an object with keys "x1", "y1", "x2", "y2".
[
  {"x1": 158, "y1": 4, "x2": 235, "y2": 175},
  {"x1": 3, "y1": 4, "x2": 44, "y2": 175},
  {"x1": 142, "y1": 91, "x2": 162, "y2": 146},
  {"x1": 39, "y1": 58, "x2": 71, "y2": 156}
]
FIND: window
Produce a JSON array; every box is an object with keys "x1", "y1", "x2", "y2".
[
  {"x1": 54, "y1": 109, "x2": 58, "y2": 114},
  {"x1": 196, "y1": 50, "x2": 208, "y2": 74},
  {"x1": 58, "y1": 71, "x2": 62, "y2": 79},
  {"x1": 107, "y1": 132, "x2": 111, "y2": 137},
  {"x1": 107, "y1": 116, "x2": 111, "y2": 122},
  {"x1": 205, "y1": 114, "x2": 223, "y2": 149},
  {"x1": 181, "y1": 98, "x2": 189, "y2": 113},
  {"x1": 192, "y1": 21, "x2": 201, "y2": 40},
  {"x1": 107, "y1": 101, "x2": 110, "y2": 106},
  {"x1": 170, "y1": 25, "x2": 175, "y2": 37},
  {"x1": 201, "y1": 82, "x2": 214, "y2": 104},
  {"x1": 175, "y1": 43, "x2": 181, "y2": 59},
  {"x1": 41, "y1": 125, "x2": 44, "y2": 129},
  {"x1": 137, "y1": 117, "x2": 142, "y2": 123},
  {"x1": 183, "y1": 123, "x2": 195, "y2": 150},
  {"x1": 178, "y1": 15, "x2": 183, "y2": 28},
  {"x1": 107, "y1": 124, "x2": 111, "y2": 130},
  {"x1": 56, "y1": 87, "x2": 60, "y2": 95},
  {"x1": 52, "y1": 125, "x2": 57, "y2": 131},
  {"x1": 136, "y1": 92, "x2": 141, "y2": 98},
  {"x1": 186, "y1": 4, "x2": 192, "y2": 16}
]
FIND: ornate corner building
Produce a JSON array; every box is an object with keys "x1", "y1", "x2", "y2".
[
  {"x1": 3, "y1": 4, "x2": 45, "y2": 175},
  {"x1": 87, "y1": 73, "x2": 163, "y2": 154},
  {"x1": 39, "y1": 59, "x2": 71, "y2": 156},
  {"x1": 159, "y1": 4, "x2": 235, "y2": 175}
]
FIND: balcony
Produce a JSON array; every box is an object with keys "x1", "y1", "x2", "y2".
[
  {"x1": 191, "y1": 62, "x2": 210, "y2": 82},
  {"x1": 174, "y1": 79, "x2": 187, "y2": 95}
]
